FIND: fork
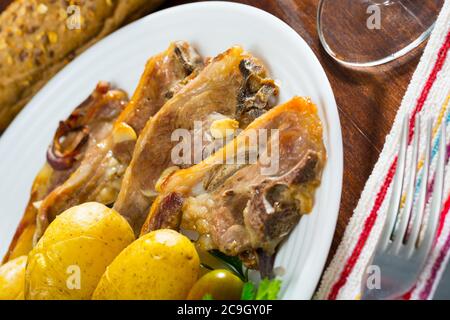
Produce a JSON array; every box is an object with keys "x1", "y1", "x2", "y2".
[{"x1": 361, "y1": 115, "x2": 447, "y2": 300}]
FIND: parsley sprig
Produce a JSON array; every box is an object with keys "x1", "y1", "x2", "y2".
[{"x1": 241, "y1": 278, "x2": 282, "y2": 300}]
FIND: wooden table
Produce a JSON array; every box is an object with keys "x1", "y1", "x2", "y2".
[{"x1": 0, "y1": 0, "x2": 423, "y2": 282}]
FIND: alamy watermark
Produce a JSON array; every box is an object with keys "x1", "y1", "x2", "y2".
[
  {"x1": 365, "y1": 265, "x2": 382, "y2": 290},
  {"x1": 66, "y1": 5, "x2": 82, "y2": 30},
  {"x1": 367, "y1": 4, "x2": 382, "y2": 30},
  {"x1": 170, "y1": 121, "x2": 280, "y2": 176},
  {"x1": 66, "y1": 265, "x2": 81, "y2": 290}
]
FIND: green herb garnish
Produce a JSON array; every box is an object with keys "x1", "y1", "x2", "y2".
[
  {"x1": 255, "y1": 278, "x2": 282, "y2": 300},
  {"x1": 208, "y1": 250, "x2": 247, "y2": 281},
  {"x1": 202, "y1": 294, "x2": 214, "y2": 300},
  {"x1": 240, "y1": 282, "x2": 256, "y2": 300},
  {"x1": 241, "y1": 278, "x2": 282, "y2": 300},
  {"x1": 207, "y1": 250, "x2": 282, "y2": 300}
]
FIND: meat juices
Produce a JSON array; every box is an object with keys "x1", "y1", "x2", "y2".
[
  {"x1": 4, "y1": 82, "x2": 128, "y2": 262},
  {"x1": 114, "y1": 46, "x2": 278, "y2": 234},
  {"x1": 33, "y1": 42, "x2": 203, "y2": 242},
  {"x1": 143, "y1": 97, "x2": 326, "y2": 276}
]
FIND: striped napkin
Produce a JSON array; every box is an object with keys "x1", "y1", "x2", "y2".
[{"x1": 316, "y1": 0, "x2": 450, "y2": 300}]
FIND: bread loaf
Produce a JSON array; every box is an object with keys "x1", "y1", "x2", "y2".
[{"x1": 0, "y1": 0, "x2": 163, "y2": 131}]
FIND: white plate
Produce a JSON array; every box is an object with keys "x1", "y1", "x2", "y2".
[{"x1": 0, "y1": 2, "x2": 342, "y2": 299}]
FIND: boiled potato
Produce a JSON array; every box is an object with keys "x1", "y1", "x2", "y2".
[
  {"x1": 25, "y1": 202, "x2": 134, "y2": 300},
  {"x1": 93, "y1": 229, "x2": 199, "y2": 300},
  {"x1": 187, "y1": 269, "x2": 243, "y2": 300},
  {"x1": 0, "y1": 256, "x2": 27, "y2": 300}
]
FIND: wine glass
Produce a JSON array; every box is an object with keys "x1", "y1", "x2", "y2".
[{"x1": 317, "y1": 0, "x2": 444, "y2": 67}]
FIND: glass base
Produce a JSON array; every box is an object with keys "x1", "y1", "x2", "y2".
[{"x1": 317, "y1": 0, "x2": 444, "y2": 67}]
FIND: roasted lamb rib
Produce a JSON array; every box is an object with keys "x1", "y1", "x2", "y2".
[
  {"x1": 113, "y1": 46, "x2": 279, "y2": 234},
  {"x1": 3, "y1": 82, "x2": 128, "y2": 262},
  {"x1": 141, "y1": 97, "x2": 326, "y2": 276},
  {"x1": 33, "y1": 42, "x2": 203, "y2": 241}
]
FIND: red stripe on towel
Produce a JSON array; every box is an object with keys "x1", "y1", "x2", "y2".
[
  {"x1": 418, "y1": 195, "x2": 450, "y2": 299},
  {"x1": 328, "y1": 159, "x2": 397, "y2": 300},
  {"x1": 420, "y1": 232, "x2": 450, "y2": 299},
  {"x1": 409, "y1": 32, "x2": 450, "y2": 143},
  {"x1": 327, "y1": 31, "x2": 450, "y2": 300},
  {"x1": 437, "y1": 195, "x2": 450, "y2": 238}
]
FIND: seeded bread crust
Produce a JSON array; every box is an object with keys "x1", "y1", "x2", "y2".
[{"x1": 0, "y1": 0, "x2": 163, "y2": 131}]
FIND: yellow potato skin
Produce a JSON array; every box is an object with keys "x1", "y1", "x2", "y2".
[
  {"x1": 93, "y1": 229, "x2": 200, "y2": 300},
  {"x1": 25, "y1": 202, "x2": 135, "y2": 300},
  {"x1": 0, "y1": 256, "x2": 27, "y2": 300}
]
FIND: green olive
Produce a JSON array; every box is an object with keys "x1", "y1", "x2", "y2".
[{"x1": 187, "y1": 269, "x2": 243, "y2": 300}]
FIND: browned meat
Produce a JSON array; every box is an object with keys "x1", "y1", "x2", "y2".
[
  {"x1": 33, "y1": 42, "x2": 203, "y2": 241},
  {"x1": 113, "y1": 41, "x2": 204, "y2": 162},
  {"x1": 142, "y1": 97, "x2": 326, "y2": 275},
  {"x1": 114, "y1": 46, "x2": 279, "y2": 234},
  {"x1": 3, "y1": 82, "x2": 128, "y2": 262}
]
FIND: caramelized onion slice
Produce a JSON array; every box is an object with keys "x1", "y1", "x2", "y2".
[
  {"x1": 46, "y1": 82, "x2": 116, "y2": 171},
  {"x1": 47, "y1": 121, "x2": 89, "y2": 171}
]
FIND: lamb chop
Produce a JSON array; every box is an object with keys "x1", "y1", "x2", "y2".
[
  {"x1": 113, "y1": 46, "x2": 279, "y2": 234},
  {"x1": 141, "y1": 97, "x2": 326, "y2": 277},
  {"x1": 33, "y1": 42, "x2": 203, "y2": 241},
  {"x1": 3, "y1": 82, "x2": 128, "y2": 262}
]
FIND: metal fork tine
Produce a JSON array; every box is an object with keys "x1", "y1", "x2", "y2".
[
  {"x1": 417, "y1": 121, "x2": 446, "y2": 259},
  {"x1": 363, "y1": 117, "x2": 447, "y2": 300},
  {"x1": 406, "y1": 117, "x2": 432, "y2": 256},
  {"x1": 392, "y1": 115, "x2": 420, "y2": 253},
  {"x1": 379, "y1": 116, "x2": 409, "y2": 251}
]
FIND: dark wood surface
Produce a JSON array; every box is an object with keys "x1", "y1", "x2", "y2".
[{"x1": 0, "y1": 0, "x2": 424, "y2": 277}]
